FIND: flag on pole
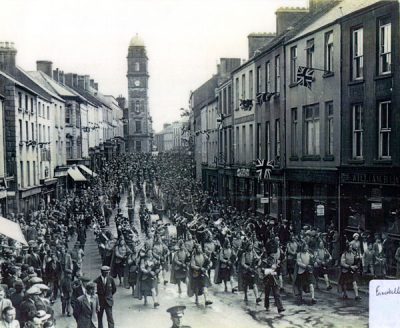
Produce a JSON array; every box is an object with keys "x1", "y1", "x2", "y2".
[
  {"x1": 0, "y1": 216, "x2": 28, "y2": 245},
  {"x1": 297, "y1": 66, "x2": 314, "y2": 89}
]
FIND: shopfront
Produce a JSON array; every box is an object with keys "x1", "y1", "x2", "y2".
[
  {"x1": 340, "y1": 170, "x2": 400, "y2": 236},
  {"x1": 286, "y1": 169, "x2": 338, "y2": 233}
]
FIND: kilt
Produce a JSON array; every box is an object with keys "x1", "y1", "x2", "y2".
[
  {"x1": 295, "y1": 271, "x2": 316, "y2": 294},
  {"x1": 339, "y1": 271, "x2": 357, "y2": 287},
  {"x1": 219, "y1": 266, "x2": 232, "y2": 282},
  {"x1": 192, "y1": 275, "x2": 208, "y2": 295},
  {"x1": 140, "y1": 276, "x2": 156, "y2": 296},
  {"x1": 314, "y1": 265, "x2": 329, "y2": 277},
  {"x1": 242, "y1": 270, "x2": 256, "y2": 289}
]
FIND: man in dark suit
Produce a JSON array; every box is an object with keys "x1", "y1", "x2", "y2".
[
  {"x1": 94, "y1": 266, "x2": 116, "y2": 328},
  {"x1": 73, "y1": 282, "x2": 99, "y2": 328}
]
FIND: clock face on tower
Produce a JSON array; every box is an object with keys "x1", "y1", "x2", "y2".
[{"x1": 134, "y1": 80, "x2": 140, "y2": 87}]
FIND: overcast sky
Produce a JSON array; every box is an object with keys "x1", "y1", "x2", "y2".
[{"x1": 1, "y1": 0, "x2": 308, "y2": 131}]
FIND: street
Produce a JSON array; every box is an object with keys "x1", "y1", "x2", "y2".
[{"x1": 54, "y1": 191, "x2": 368, "y2": 328}]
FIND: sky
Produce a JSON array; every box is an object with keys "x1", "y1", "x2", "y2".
[{"x1": 0, "y1": 0, "x2": 308, "y2": 132}]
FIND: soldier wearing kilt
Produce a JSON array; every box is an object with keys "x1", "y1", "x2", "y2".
[
  {"x1": 240, "y1": 242, "x2": 261, "y2": 304},
  {"x1": 338, "y1": 243, "x2": 361, "y2": 300},
  {"x1": 187, "y1": 243, "x2": 212, "y2": 306},
  {"x1": 214, "y1": 239, "x2": 237, "y2": 293},
  {"x1": 170, "y1": 240, "x2": 190, "y2": 295},
  {"x1": 126, "y1": 248, "x2": 138, "y2": 296},
  {"x1": 313, "y1": 241, "x2": 333, "y2": 290},
  {"x1": 293, "y1": 243, "x2": 317, "y2": 305}
]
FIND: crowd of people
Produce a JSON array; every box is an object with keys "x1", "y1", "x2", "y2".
[{"x1": 0, "y1": 151, "x2": 396, "y2": 327}]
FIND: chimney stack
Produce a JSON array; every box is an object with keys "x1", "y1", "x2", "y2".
[
  {"x1": 247, "y1": 33, "x2": 276, "y2": 59},
  {"x1": 309, "y1": 0, "x2": 335, "y2": 13},
  {"x1": 94, "y1": 82, "x2": 98, "y2": 91},
  {"x1": 53, "y1": 68, "x2": 60, "y2": 82},
  {"x1": 0, "y1": 42, "x2": 17, "y2": 75},
  {"x1": 36, "y1": 60, "x2": 53, "y2": 78},
  {"x1": 275, "y1": 7, "x2": 308, "y2": 36},
  {"x1": 116, "y1": 96, "x2": 126, "y2": 109},
  {"x1": 219, "y1": 58, "x2": 241, "y2": 78},
  {"x1": 90, "y1": 79, "x2": 95, "y2": 89},
  {"x1": 59, "y1": 70, "x2": 65, "y2": 84}
]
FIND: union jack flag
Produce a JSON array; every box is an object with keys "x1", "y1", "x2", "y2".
[
  {"x1": 297, "y1": 66, "x2": 314, "y2": 89},
  {"x1": 255, "y1": 159, "x2": 274, "y2": 180}
]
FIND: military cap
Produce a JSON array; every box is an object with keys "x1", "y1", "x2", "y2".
[{"x1": 166, "y1": 305, "x2": 186, "y2": 318}]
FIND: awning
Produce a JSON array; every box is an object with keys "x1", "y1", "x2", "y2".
[
  {"x1": 67, "y1": 167, "x2": 87, "y2": 182},
  {"x1": 78, "y1": 164, "x2": 98, "y2": 177},
  {"x1": 0, "y1": 216, "x2": 28, "y2": 245}
]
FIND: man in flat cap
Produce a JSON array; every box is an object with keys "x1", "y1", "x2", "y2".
[
  {"x1": 166, "y1": 305, "x2": 191, "y2": 328},
  {"x1": 19, "y1": 286, "x2": 40, "y2": 327},
  {"x1": 73, "y1": 282, "x2": 99, "y2": 328},
  {"x1": 94, "y1": 266, "x2": 116, "y2": 328}
]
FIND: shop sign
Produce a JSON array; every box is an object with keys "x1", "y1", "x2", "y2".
[
  {"x1": 316, "y1": 204, "x2": 325, "y2": 216},
  {"x1": 237, "y1": 168, "x2": 250, "y2": 177},
  {"x1": 341, "y1": 172, "x2": 400, "y2": 186},
  {"x1": 371, "y1": 203, "x2": 383, "y2": 210},
  {"x1": 260, "y1": 197, "x2": 269, "y2": 204}
]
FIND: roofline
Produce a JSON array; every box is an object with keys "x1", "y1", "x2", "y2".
[
  {"x1": 25, "y1": 71, "x2": 65, "y2": 103},
  {"x1": 0, "y1": 70, "x2": 41, "y2": 97}
]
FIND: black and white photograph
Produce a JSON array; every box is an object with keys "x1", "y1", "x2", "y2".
[{"x1": 0, "y1": 0, "x2": 398, "y2": 327}]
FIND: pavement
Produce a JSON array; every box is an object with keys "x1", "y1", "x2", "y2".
[{"x1": 52, "y1": 190, "x2": 369, "y2": 328}]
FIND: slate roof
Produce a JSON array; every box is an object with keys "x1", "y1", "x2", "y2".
[
  {"x1": 28, "y1": 71, "x2": 78, "y2": 99},
  {"x1": 289, "y1": 0, "x2": 383, "y2": 42}
]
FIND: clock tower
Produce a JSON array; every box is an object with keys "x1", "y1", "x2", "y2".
[{"x1": 126, "y1": 34, "x2": 152, "y2": 153}]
